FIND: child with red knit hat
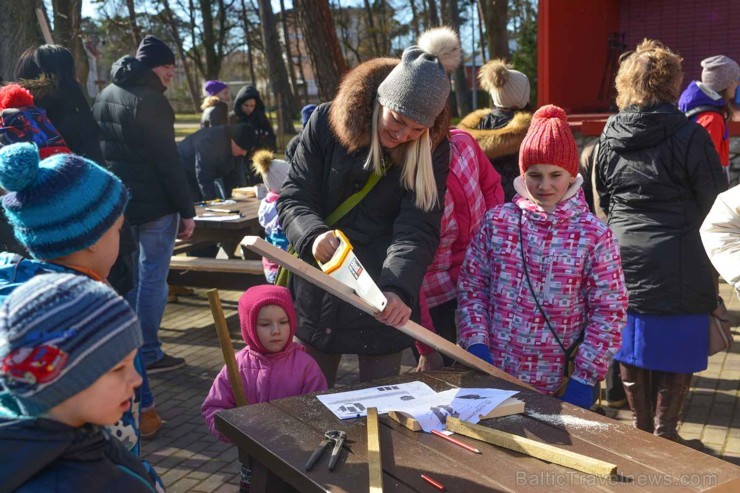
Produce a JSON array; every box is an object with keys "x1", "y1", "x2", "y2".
[
  {"x1": 457, "y1": 105, "x2": 628, "y2": 409},
  {"x1": 202, "y1": 284, "x2": 327, "y2": 491}
]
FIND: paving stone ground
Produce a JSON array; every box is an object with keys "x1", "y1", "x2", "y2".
[{"x1": 141, "y1": 284, "x2": 740, "y2": 492}]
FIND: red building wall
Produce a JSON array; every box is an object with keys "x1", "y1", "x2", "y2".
[
  {"x1": 620, "y1": 0, "x2": 740, "y2": 87},
  {"x1": 538, "y1": 0, "x2": 620, "y2": 112},
  {"x1": 539, "y1": 0, "x2": 740, "y2": 113}
]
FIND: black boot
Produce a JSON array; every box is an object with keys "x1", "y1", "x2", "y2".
[
  {"x1": 620, "y1": 363, "x2": 654, "y2": 433},
  {"x1": 653, "y1": 371, "x2": 703, "y2": 449},
  {"x1": 605, "y1": 360, "x2": 627, "y2": 408}
]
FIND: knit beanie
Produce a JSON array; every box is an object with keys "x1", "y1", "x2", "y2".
[
  {"x1": 478, "y1": 59, "x2": 530, "y2": 109},
  {"x1": 204, "y1": 80, "x2": 229, "y2": 96},
  {"x1": 519, "y1": 105, "x2": 578, "y2": 177},
  {"x1": 228, "y1": 123, "x2": 257, "y2": 152},
  {"x1": 0, "y1": 142, "x2": 129, "y2": 260},
  {"x1": 251, "y1": 150, "x2": 289, "y2": 194},
  {"x1": 301, "y1": 104, "x2": 317, "y2": 127},
  {"x1": 0, "y1": 273, "x2": 142, "y2": 417},
  {"x1": 238, "y1": 285, "x2": 296, "y2": 354},
  {"x1": 136, "y1": 35, "x2": 175, "y2": 69},
  {"x1": 377, "y1": 27, "x2": 461, "y2": 127},
  {"x1": 0, "y1": 84, "x2": 71, "y2": 159},
  {"x1": 701, "y1": 55, "x2": 740, "y2": 93}
]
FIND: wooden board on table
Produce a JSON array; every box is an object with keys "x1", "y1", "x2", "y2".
[{"x1": 388, "y1": 397, "x2": 525, "y2": 432}]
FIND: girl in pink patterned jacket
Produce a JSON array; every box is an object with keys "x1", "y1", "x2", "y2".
[
  {"x1": 202, "y1": 285, "x2": 327, "y2": 442},
  {"x1": 457, "y1": 105, "x2": 628, "y2": 409}
]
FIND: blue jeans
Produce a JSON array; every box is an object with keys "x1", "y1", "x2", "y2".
[{"x1": 126, "y1": 213, "x2": 179, "y2": 367}]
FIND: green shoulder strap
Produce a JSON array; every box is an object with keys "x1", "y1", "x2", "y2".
[{"x1": 324, "y1": 170, "x2": 383, "y2": 226}]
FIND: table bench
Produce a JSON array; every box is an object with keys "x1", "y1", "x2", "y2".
[{"x1": 168, "y1": 256, "x2": 266, "y2": 290}]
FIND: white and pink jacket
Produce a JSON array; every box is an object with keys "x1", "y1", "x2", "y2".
[{"x1": 457, "y1": 177, "x2": 628, "y2": 394}]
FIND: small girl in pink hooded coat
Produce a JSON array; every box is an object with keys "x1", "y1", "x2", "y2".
[
  {"x1": 202, "y1": 285, "x2": 327, "y2": 441},
  {"x1": 202, "y1": 285, "x2": 327, "y2": 491}
]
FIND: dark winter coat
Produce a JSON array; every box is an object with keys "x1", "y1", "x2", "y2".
[
  {"x1": 19, "y1": 75, "x2": 105, "y2": 164},
  {"x1": 0, "y1": 417, "x2": 158, "y2": 493},
  {"x1": 92, "y1": 56, "x2": 195, "y2": 225},
  {"x1": 230, "y1": 85, "x2": 276, "y2": 150},
  {"x1": 595, "y1": 103, "x2": 728, "y2": 314},
  {"x1": 200, "y1": 97, "x2": 229, "y2": 128},
  {"x1": 178, "y1": 125, "x2": 245, "y2": 201},
  {"x1": 457, "y1": 108, "x2": 531, "y2": 202},
  {"x1": 277, "y1": 58, "x2": 450, "y2": 355}
]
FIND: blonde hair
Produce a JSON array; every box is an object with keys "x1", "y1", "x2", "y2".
[
  {"x1": 364, "y1": 100, "x2": 438, "y2": 211},
  {"x1": 200, "y1": 95, "x2": 221, "y2": 111},
  {"x1": 615, "y1": 39, "x2": 684, "y2": 110}
]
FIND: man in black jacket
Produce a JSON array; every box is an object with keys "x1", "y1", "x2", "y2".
[
  {"x1": 178, "y1": 123, "x2": 256, "y2": 201},
  {"x1": 93, "y1": 35, "x2": 195, "y2": 378}
]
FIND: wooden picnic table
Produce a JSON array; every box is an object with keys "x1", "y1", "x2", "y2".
[
  {"x1": 216, "y1": 369, "x2": 740, "y2": 493},
  {"x1": 189, "y1": 197, "x2": 261, "y2": 250},
  {"x1": 168, "y1": 197, "x2": 265, "y2": 289}
]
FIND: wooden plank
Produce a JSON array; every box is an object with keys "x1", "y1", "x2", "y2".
[
  {"x1": 170, "y1": 256, "x2": 263, "y2": 274},
  {"x1": 367, "y1": 407, "x2": 384, "y2": 493},
  {"x1": 241, "y1": 236, "x2": 534, "y2": 390},
  {"x1": 207, "y1": 289, "x2": 248, "y2": 407},
  {"x1": 445, "y1": 417, "x2": 618, "y2": 478},
  {"x1": 388, "y1": 397, "x2": 525, "y2": 432}
]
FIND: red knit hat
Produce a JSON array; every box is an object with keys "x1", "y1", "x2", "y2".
[
  {"x1": 238, "y1": 285, "x2": 296, "y2": 354},
  {"x1": 519, "y1": 105, "x2": 578, "y2": 177}
]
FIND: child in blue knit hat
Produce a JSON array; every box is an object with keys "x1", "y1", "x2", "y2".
[
  {"x1": 0, "y1": 142, "x2": 161, "y2": 455},
  {"x1": 0, "y1": 273, "x2": 162, "y2": 492}
]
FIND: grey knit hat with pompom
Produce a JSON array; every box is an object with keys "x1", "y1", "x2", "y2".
[{"x1": 377, "y1": 27, "x2": 461, "y2": 127}]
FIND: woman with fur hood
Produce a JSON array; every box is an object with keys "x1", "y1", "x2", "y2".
[
  {"x1": 277, "y1": 27, "x2": 460, "y2": 387},
  {"x1": 458, "y1": 60, "x2": 532, "y2": 202}
]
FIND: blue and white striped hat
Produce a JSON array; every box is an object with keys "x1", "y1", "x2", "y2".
[
  {"x1": 0, "y1": 142, "x2": 128, "y2": 260},
  {"x1": 0, "y1": 273, "x2": 142, "y2": 416}
]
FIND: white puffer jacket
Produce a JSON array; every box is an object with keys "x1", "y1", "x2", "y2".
[{"x1": 701, "y1": 184, "x2": 740, "y2": 296}]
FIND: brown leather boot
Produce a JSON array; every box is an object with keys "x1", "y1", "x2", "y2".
[
  {"x1": 620, "y1": 363, "x2": 654, "y2": 433},
  {"x1": 654, "y1": 371, "x2": 695, "y2": 442}
]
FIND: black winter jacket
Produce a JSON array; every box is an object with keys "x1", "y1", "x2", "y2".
[
  {"x1": 595, "y1": 104, "x2": 728, "y2": 314},
  {"x1": 178, "y1": 126, "x2": 245, "y2": 201},
  {"x1": 0, "y1": 418, "x2": 158, "y2": 493},
  {"x1": 92, "y1": 56, "x2": 195, "y2": 225},
  {"x1": 200, "y1": 99, "x2": 229, "y2": 128},
  {"x1": 278, "y1": 61, "x2": 450, "y2": 355},
  {"x1": 230, "y1": 85, "x2": 276, "y2": 150},
  {"x1": 19, "y1": 76, "x2": 105, "y2": 164}
]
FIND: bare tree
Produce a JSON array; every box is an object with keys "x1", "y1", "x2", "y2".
[
  {"x1": 124, "y1": 0, "x2": 142, "y2": 46},
  {"x1": 239, "y1": 0, "x2": 258, "y2": 84},
  {"x1": 480, "y1": 0, "x2": 509, "y2": 60},
  {"x1": 0, "y1": 0, "x2": 42, "y2": 81},
  {"x1": 52, "y1": 0, "x2": 89, "y2": 88},
  {"x1": 409, "y1": 0, "x2": 420, "y2": 40},
  {"x1": 427, "y1": 0, "x2": 440, "y2": 27},
  {"x1": 255, "y1": 0, "x2": 297, "y2": 142},
  {"x1": 362, "y1": 0, "x2": 381, "y2": 57},
  {"x1": 158, "y1": 0, "x2": 200, "y2": 112},
  {"x1": 278, "y1": 0, "x2": 302, "y2": 106},
  {"x1": 447, "y1": 0, "x2": 470, "y2": 116},
  {"x1": 294, "y1": 0, "x2": 347, "y2": 101}
]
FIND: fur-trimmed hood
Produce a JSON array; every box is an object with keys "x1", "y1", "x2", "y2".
[
  {"x1": 329, "y1": 58, "x2": 450, "y2": 163},
  {"x1": 458, "y1": 109, "x2": 531, "y2": 159}
]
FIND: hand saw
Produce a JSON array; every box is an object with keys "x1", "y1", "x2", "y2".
[
  {"x1": 241, "y1": 235, "x2": 536, "y2": 390},
  {"x1": 316, "y1": 230, "x2": 387, "y2": 312}
]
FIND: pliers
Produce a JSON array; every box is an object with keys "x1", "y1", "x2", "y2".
[{"x1": 305, "y1": 430, "x2": 347, "y2": 471}]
